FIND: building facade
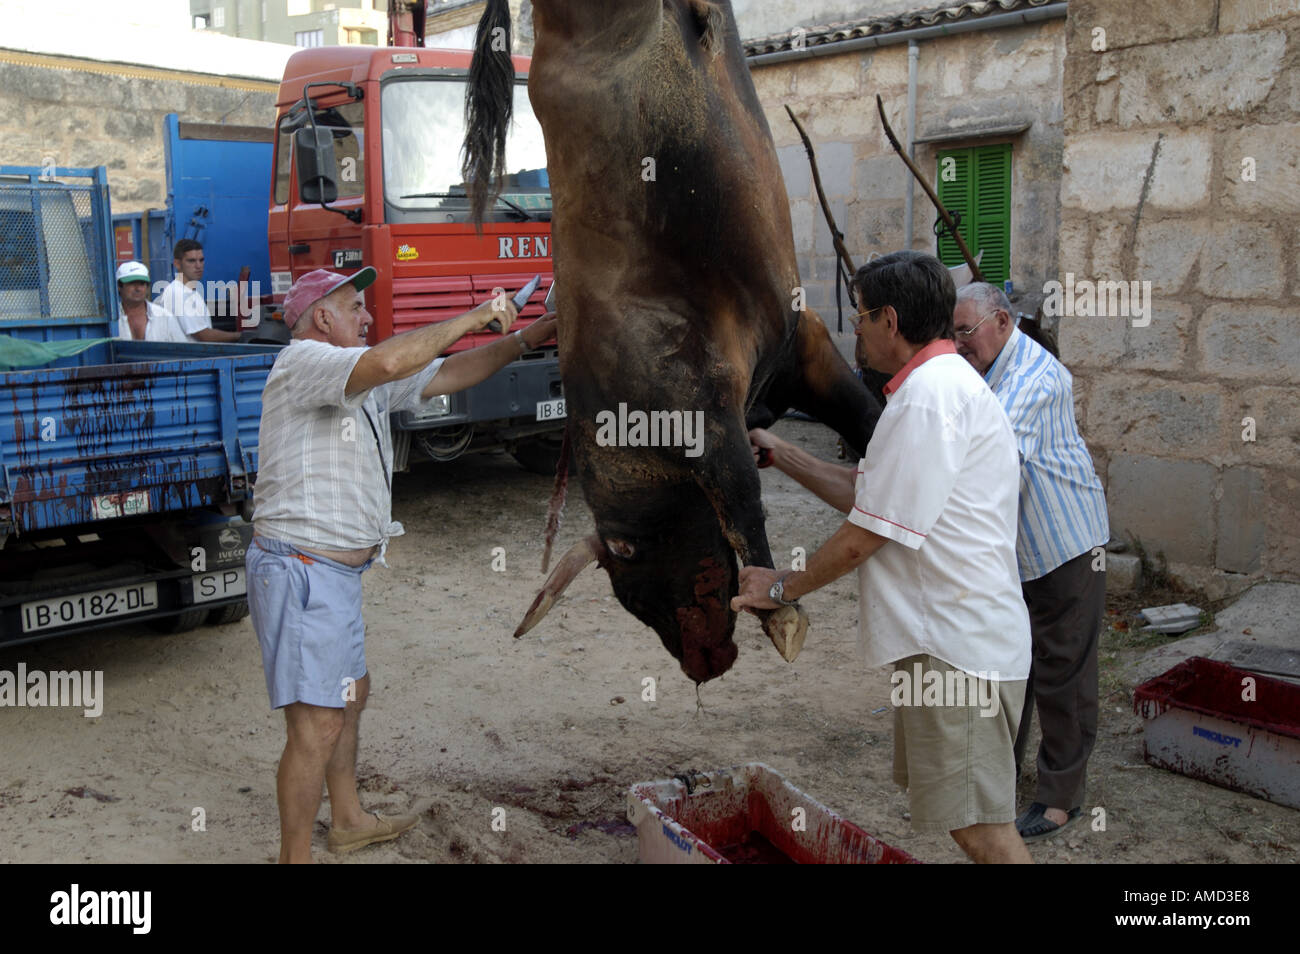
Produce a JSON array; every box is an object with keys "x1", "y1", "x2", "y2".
[
  {"x1": 191, "y1": 0, "x2": 389, "y2": 47},
  {"x1": 743, "y1": 0, "x2": 1068, "y2": 329},
  {"x1": 1, "y1": 4, "x2": 286, "y2": 214}
]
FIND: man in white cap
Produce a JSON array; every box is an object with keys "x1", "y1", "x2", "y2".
[
  {"x1": 116, "y1": 261, "x2": 189, "y2": 342},
  {"x1": 247, "y1": 267, "x2": 556, "y2": 863}
]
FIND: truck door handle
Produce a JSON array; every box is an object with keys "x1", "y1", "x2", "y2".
[{"x1": 288, "y1": 244, "x2": 310, "y2": 254}]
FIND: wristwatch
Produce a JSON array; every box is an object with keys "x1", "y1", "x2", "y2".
[{"x1": 769, "y1": 572, "x2": 798, "y2": 607}]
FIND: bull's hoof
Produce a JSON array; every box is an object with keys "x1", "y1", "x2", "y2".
[{"x1": 763, "y1": 604, "x2": 808, "y2": 663}]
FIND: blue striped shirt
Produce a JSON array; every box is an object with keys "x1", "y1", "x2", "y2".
[{"x1": 983, "y1": 327, "x2": 1109, "y2": 581}]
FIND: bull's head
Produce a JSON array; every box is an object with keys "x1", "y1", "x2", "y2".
[
  {"x1": 516, "y1": 422, "x2": 808, "y2": 684},
  {"x1": 519, "y1": 472, "x2": 740, "y2": 683}
]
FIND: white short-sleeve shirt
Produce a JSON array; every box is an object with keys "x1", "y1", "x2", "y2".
[
  {"x1": 846, "y1": 340, "x2": 1030, "y2": 681},
  {"x1": 117, "y1": 299, "x2": 191, "y2": 343},
  {"x1": 251, "y1": 339, "x2": 444, "y2": 557},
  {"x1": 157, "y1": 277, "x2": 212, "y2": 340}
]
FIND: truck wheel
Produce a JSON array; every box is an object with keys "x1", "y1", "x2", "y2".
[
  {"x1": 208, "y1": 601, "x2": 250, "y2": 626},
  {"x1": 511, "y1": 436, "x2": 569, "y2": 476},
  {"x1": 148, "y1": 607, "x2": 210, "y2": 634}
]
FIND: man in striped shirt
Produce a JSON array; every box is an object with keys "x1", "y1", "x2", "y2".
[
  {"x1": 954, "y1": 282, "x2": 1110, "y2": 842},
  {"x1": 250, "y1": 267, "x2": 557, "y2": 862}
]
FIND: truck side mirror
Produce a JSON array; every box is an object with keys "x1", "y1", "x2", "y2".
[{"x1": 294, "y1": 127, "x2": 338, "y2": 204}]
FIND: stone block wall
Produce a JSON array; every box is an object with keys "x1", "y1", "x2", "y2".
[
  {"x1": 749, "y1": 17, "x2": 1066, "y2": 327},
  {"x1": 1059, "y1": 0, "x2": 1300, "y2": 594},
  {"x1": 0, "y1": 53, "x2": 277, "y2": 214}
]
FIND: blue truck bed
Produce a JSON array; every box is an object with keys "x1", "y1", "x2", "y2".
[
  {"x1": 1, "y1": 165, "x2": 280, "y2": 645},
  {"x1": 1, "y1": 342, "x2": 276, "y2": 535}
]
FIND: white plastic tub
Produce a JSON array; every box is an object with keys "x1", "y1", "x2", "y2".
[{"x1": 626, "y1": 762, "x2": 917, "y2": 864}]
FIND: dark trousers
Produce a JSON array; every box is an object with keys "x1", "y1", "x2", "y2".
[{"x1": 1013, "y1": 549, "x2": 1105, "y2": 810}]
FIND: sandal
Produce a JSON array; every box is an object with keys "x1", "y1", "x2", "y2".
[{"x1": 1016, "y1": 802, "x2": 1081, "y2": 841}]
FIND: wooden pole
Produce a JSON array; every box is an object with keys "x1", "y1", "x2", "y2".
[
  {"x1": 875, "y1": 94, "x2": 985, "y2": 283},
  {"x1": 785, "y1": 105, "x2": 857, "y2": 279}
]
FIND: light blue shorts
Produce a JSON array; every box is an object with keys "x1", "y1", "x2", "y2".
[{"x1": 246, "y1": 536, "x2": 370, "y2": 710}]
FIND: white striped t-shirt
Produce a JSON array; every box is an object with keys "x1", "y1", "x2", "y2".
[
  {"x1": 251, "y1": 339, "x2": 443, "y2": 556},
  {"x1": 983, "y1": 327, "x2": 1109, "y2": 581}
]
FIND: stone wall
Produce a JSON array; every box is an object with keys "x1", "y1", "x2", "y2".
[
  {"x1": 0, "y1": 53, "x2": 278, "y2": 214},
  {"x1": 748, "y1": 17, "x2": 1066, "y2": 327},
  {"x1": 1058, "y1": 0, "x2": 1300, "y2": 594}
]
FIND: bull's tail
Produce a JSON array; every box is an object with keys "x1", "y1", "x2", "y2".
[{"x1": 463, "y1": 0, "x2": 515, "y2": 232}]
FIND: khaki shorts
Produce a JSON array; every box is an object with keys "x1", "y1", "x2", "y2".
[{"x1": 891, "y1": 654, "x2": 1026, "y2": 834}]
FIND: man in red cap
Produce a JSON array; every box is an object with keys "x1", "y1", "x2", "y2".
[{"x1": 248, "y1": 267, "x2": 556, "y2": 863}]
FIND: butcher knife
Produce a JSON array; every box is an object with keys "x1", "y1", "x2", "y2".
[{"x1": 487, "y1": 273, "x2": 540, "y2": 333}]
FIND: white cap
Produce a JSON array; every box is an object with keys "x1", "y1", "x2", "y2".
[{"x1": 116, "y1": 261, "x2": 149, "y2": 283}]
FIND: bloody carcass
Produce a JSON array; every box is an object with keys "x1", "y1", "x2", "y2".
[{"x1": 464, "y1": 0, "x2": 883, "y2": 683}]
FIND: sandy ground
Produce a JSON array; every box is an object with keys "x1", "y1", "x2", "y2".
[{"x1": 1, "y1": 419, "x2": 1296, "y2": 864}]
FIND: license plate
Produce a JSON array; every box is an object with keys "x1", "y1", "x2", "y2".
[
  {"x1": 536, "y1": 397, "x2": 566, "y2": 421},
  {"x1": 92, "y1": 490, "x2": 149, "y2": 520},
  {"x1": 191, "y1": 568, "x2": 246, "y2": 604},
  {"x1": 21, "y1": 583, "x2": 159, "y2": 634}
]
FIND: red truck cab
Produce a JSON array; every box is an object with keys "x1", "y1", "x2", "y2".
[{"x1": 269, "y1": 45, "x2": 563, "y2": 471}]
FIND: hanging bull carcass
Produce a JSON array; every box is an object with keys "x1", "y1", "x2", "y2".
[{"x1": 464, "y1": 0, "x2": 884, "y2": 683}]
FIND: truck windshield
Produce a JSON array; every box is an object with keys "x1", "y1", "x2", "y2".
[{"x1": 382, "y1": 77, "x2": 550, "y2": 223}]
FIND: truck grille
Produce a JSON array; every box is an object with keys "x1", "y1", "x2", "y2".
[{"x1": 391, "y1": 273, "x2": 552, "y2": 351}]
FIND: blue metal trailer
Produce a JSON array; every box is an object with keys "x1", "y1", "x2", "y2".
[{"x1": 1, "y1": 165, "x2": 279, "y2": 646}]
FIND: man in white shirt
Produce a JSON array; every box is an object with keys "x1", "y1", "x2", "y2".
[
  {"x1": 116, "y1": 261, "x2": 190, "y2": 342},
  {"x1": 248, "y1": 267, "x2": 556, "y2": 863},
  {"x1": 734, "y1": 250, "x2": 1032, "y2": 864},
  {"x1": 155, "y1": 239, "x2": 241, "y2": 343}
]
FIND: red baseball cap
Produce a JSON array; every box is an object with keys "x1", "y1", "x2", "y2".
[{"x1": 283, "y1": 267, "x2": 377, "y2": 330}]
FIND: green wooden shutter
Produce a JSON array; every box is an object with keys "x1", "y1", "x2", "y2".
[
  {"x1": 973, "y1": 146, "x2": 1011, "y2": 284},
  {"x1": 935, "y1": 149, "x2": 971, "y2": 270},
  {"x1": 935, "y1": 143, "x2": 1012, "y2": 285}
]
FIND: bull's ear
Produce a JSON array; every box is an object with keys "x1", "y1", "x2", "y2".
[{"x1": 687, "y1": 0, "x2": 725, "y2": 56}]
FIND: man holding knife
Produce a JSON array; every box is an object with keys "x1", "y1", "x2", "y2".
[{"x1": 248, "y1": 267, "x2": 556, "y2": 863}]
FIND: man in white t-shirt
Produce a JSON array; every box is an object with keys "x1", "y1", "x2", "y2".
[
  {"x1": 734, "y1": 250, "x2": 1032, "y2": 864},
  {"x1": 116, "y1": 261, "x2": 189, "y2": 343},
  {"x1": 155, "y1": 239, "x2": 241, "y2": 343},
  {"x1": 248, "y1": 267, "x2": 557, "y2": 863}
]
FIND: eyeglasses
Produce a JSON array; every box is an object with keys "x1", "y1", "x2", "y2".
[
  {"x1": 850, "y1": 305, "x2": 886, "y2": 331},
  {"x1": 955, "y1": 312, "x2": 993, "y2": 338}
]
